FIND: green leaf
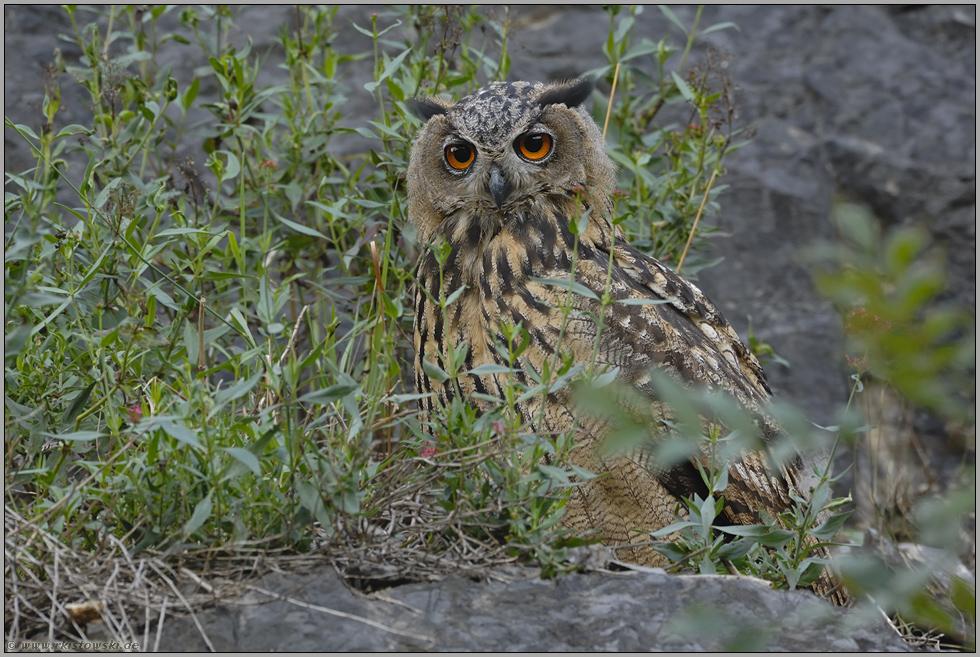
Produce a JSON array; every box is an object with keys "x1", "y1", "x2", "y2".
[
  {"x1": 229, "y1": 307, "x2": 256, "y2": 349},
  {"x1": 652, "y1": 542, "x2": 689, "y2": 562},
  {"x1": 42, "y1": 430, "x2": 104, "y2": 442},
  {"x1": 714, "y1": 537, "x2": 755, "y2": 561},
  {"x1": 698, "y1": 554, "x2": 718, "y2": 575},
  {"x1": 464, "y1": 363, "x2": 514, "y2": 376},
  {"x1": 658, "y1": 5, "x2": 689, "y2": 35},
  {"x1": 620, "y1": 40, "x2": 661, "y2": 62},
  {"x1": 670, "y1": 71, "x2": 696, "y2": 103},
  {"x1": 710, "y1": 465, "x2": 729, "y2": 493},
  {"x1": 699, "y1": 21, "x2": 739, "y2": 36},
  {"x1": 183, "y1": 322, "x2": 198, "y2": 368},
  {"x1": 719, "y1": 524, "x2": 795, "y2": 548},
  {"x1": 422, "y1": 359, "x2": 450, "y2": 384},
  {"x1": 808, "y1": 510, "x2": 853, "y2": 541},
  {"x1": 715, "y1": 524, "x2": 769, "y2": 538},
  {"x1": 222, "y1": 447, "x2": 262, "y2": 476},
  {"x1": 834, "y1": 203, "x2": 878, "y2": 251},
  {"x1": 568, "y1": 204, "x2": 592, "y2": 236},
  {"x1": 529, "y1": 276, "x2": 599, "y2": 301},
  {"x1": 535, "y1": 463, "x2": 572, "y2": 484},
  {"x1": 471, "y1": 392, "x2": 506, "y2": 405},
  {"x1": 295, "y1": 479, "x2": 332, "y2": 528},
  {"x1": 211, "y1": 373, "x2": 262, "y2": 415},
  {"x1": 591, "y1": 366, "x2": 620, "y2": 388},
  {"x1": 272, "y1": 211, "x2": 327, "y2": 239},
  {"x1": 160, "y1": 421, "x2": 203, "y2": 450},
  {"x1": 364, "y1": 47, "x2": 411, "y2": 92},
  {"x1": 182, "y1": 77, "x2": 200, "y2": 111},
  {"x1": 299, "y1": 383, "x2": 358, "y2": 405},
  {"x1": 338, "y1": 486, "x2": 360, "y2": 514},
  {"x1": 442, "y1": 284, "x2": 469, "y2": 307},
  {"x1": 383, "y1": 392, "x2": 435, "y2": 404},
  {"x1": 146, "y1": 284, "x2": 178, "y2": 311},
  {"x1": 3, "y1": 325, "x2": 32, "y2": 362},
  {"x1": 201, "y1": 271, "x2": 253, "y2": 282},
  {"x1": 648, "y1": 519, "x2": 699, "y2": 537},
  {"x1": 348, "y1": 20, "x2": 377, "y2": 38},
  {"x1": 155, "y1": 227, "x2": 215, "y2": 237},
  {"x1": 194, "y1": 232, "x2": 228, "y2": 264},
  {"x1": 54, "y1": 124, "x2": 92, "y2": 139},
  {"x1": 61, "y1": 381, "x2": 96, "y2": 427},
  {"x1": 18, "y1": 291, "x2": 69, "y2": 307},
  {"x1": 94, "y1": 177, "x2": 123, "y2": 209},
  {"x1": 699, "y1": 494, "x2": 718, "y2": 538},
  {"x1": 214, "y1": 150, "x2": 240, "y2": 182},
  {"x1": 8, "y1": 121, "x2": 39, "y2": 140},
  {"x1": 183, "y1": 492, "x2": 212, "y2": 537}
]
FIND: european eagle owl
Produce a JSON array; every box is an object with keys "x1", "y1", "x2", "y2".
[{"x1": 405, "y1": 78, "x2": 846, "y2": 604}]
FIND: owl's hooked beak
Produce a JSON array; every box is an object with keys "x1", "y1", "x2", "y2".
[{"x1": 487, "y1": 164, "x2": 513, "y2": 210}]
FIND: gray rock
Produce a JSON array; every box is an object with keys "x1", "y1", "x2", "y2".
[
  {"x1": 677, "y1": 6, "x2": 975, "y2": 498},
  {"x1": 110, "y1": 566, "x2": 912, "y2": 652},
  {"x1": 662, "y1": 5, "x2": 974, "y2": 424}
]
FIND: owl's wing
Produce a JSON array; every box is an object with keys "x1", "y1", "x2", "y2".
[
  {"x1": 611, "y1": 243, "x2": 771, "y2": 400},
  {"x1": 484, "y1": 219, "x2": 846, "y2": 605},
  {"x1": 517, "y1": 241, "x2": 803, "y2": 526},
  {"x1": 603, "y1": 244, "x2": 851, "y2": 604}
]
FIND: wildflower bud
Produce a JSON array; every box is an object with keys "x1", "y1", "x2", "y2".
[{"x1": 165, "y1": 77, "x2": 179, "y2": 102}]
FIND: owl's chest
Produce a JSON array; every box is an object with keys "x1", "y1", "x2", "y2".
[{"x1": 414, "y1": 208, "x2": 604, "y2": 391}]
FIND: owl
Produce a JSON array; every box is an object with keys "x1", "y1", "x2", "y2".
[{"x1": 405, "y1": 79, "x2": 847, "y2": 605}]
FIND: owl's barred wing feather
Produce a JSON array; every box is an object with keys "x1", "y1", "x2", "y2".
[
  {"x1": 492, "y1": 215, "x2": 846, "y2": 604},
  {"x1": 513, "y1": 220, "x2": 802, "y2": 521},
  {"x1": 602, "y1": 245, "x2": 808, "y2": 521},
  {"x1": 611, "y1": 243, "x2": 771, "y2": 398}
]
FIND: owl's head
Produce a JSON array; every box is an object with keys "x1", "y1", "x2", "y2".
[{"x1": 406, "y1": 79, "x2": 616, "y2": 248}]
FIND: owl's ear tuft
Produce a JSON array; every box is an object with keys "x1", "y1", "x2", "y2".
[
  {"x1": 405, "y1": 97, "x2": 450, "y2": 122},
  {"x1": 538, "y1": 77, "x2": 595, "y2": 109}
]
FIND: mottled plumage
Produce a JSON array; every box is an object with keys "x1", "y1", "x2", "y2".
[{"x1": 406, "y1": 79, "x2": 847, "y2": 604}]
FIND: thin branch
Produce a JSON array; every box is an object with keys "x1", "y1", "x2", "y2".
[
  {"x1": 676, "y1": 168, "x2": 718, "y2": 273},
  {"x1": 602, "y1": 62, "x2": 621, "y2": 142}
]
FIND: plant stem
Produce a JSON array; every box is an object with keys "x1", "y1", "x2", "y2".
[
  {"x1": 676, "y1": 5, "x2": 703, "y2": 74},
  {"x1": 676, "y1": 168, "x2": 718, "y2": 273}
]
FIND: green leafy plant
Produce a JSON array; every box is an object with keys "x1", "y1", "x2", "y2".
[
  {"x1": 813, "y1": 202, "x2": 975, "y2": 423},
  {"x1": 5, "y1": 5, "x2": 660, "y2": 576},
  {"x1": 591, "y1": 371, "x2": 856, "y2": 594},
  {"x1": 808, "y1": 202, "x2": 975, "y2": 649},
  {"x1": 592, "y1": 5, "x2": 747, "y2": 275}
]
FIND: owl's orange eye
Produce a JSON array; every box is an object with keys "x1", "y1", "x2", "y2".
[
  {"x1": 445, "y1": 143, "x2": 475, "y2": 170},
  {"x1": 517, "y1": 133, "x2": 552, "y2": 161}
]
